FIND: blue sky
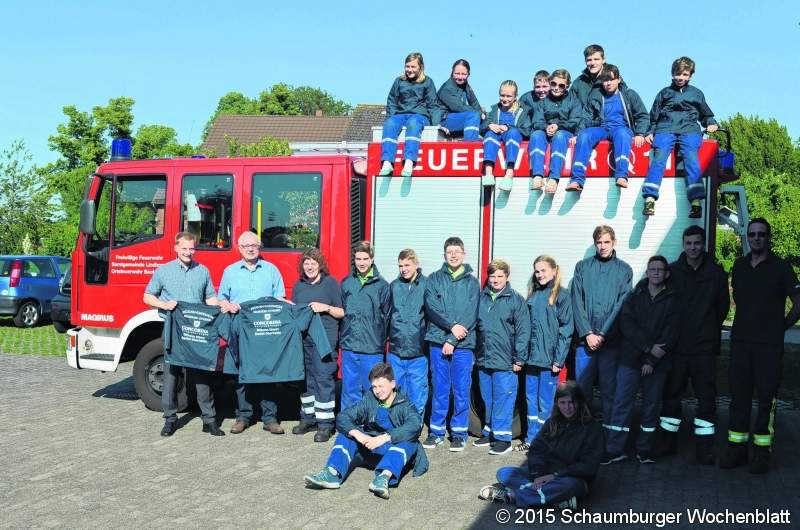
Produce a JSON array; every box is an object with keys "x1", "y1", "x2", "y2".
[{"x1": 1, "y1": 1, "x2": 797, "y2": 165}]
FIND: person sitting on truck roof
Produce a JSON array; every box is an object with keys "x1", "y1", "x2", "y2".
[
  {"x1": 474, "y1": 260, "x2": 530, "y2": 456},
  {"x1": 142, "y1": 231, "x2": 220, "y2": 437},
  {"x1": 436, "y1": 59, "x2": 483, "y2": 142},
  {"x1": 340, "y1": 241, "x2": 391, "y2": 409},
  {"x1": 518, "y1": 70, "x2": 550, "y2": 113},
  {"x1": 304, "y1": 362, "x2": 428, "y2": 499},
  {"x1": 423, "y1": 236, "x2": 480, "y2": 452},
  {"x1": 529, "y1": 70, "x2": 583, "y2": 194},
  {"x1": 291, "y1": 247, "x2": 344, "y2": 443},
  {"x1": 517, "y1": 255, "x2": 573, "y2": 453},
  {"x1": 479, "y1": 381, "x2": 603, "y2": 510},
  {"x1": 387, "y1": 249, "x2": 429, "y2": 417},
  {"x1": 569, "y1": 44, "x2": 606, "y2": 109},
  {"x1": 567, "y1": 64, "x2": 649, "y2": 191},
  {"x1": 572, "y1": 225, "x2": 632, "y2": 436},
  {"x1": 378, "y1": 52, "x2": 439, "y2": 178},
  {"x1": 481, "y1": 80, "x2": 532, "y2": 192},
  {"x1": 218, "y1": 231, "x2": 288, "y2": 436},
  {"x1": 642, "y1": 56, "x2": 718, "y2": 219}
]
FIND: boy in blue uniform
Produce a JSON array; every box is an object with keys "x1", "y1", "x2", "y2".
[
  {"x1": 423, "y1": 237, "x2": 480, "y2": 451},
  {"x1": 519, "y1": 70, "x2": 550, "y2": 111},
  {"x1": 643, "y1": 56, "x2": 718, "y2": 218},
  {"x1": 481, "y1": 80, "x2": 532, "y2": 192},
  {"x1": 304, "y1": 362, "x2": 428, "y2": 499},
  {"x1": 387, "y1": 249, "x2": 428, "y2": 416},
  {"x1": 340, "y1": 241, "x2": 391, "y2": 409},
  {"x1": 569, "y1": 44, "x2": 606, "y2": 108},
  {"x1": 568, "y1": 64, "x2": 649, "y2": 191}
]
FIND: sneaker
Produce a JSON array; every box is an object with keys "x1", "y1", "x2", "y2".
[
  {"x1": 489, "y1": 441, "x2": 512, "y2": 455},
  {"x1": 304, "y1": 468, "x2": 341, "y2": 489},
  {"x1": 565, "y1": 181, "x2": 583, "y2": 192},
  {"x1": 378, "y1": 161, "x2": 393, "y2": 176},
  {"x1": 369, "y1": 474, "x2": 391, "y2": 499},
  {"x1": 449, "y1": 437, "x2": 466, "y2": 452},
  {"x1": 637, "y1": 452, "x2": 656, "y2": 464},
  {"x1": 600, "y1": 452, "x2": 628, "y2": 465},
  {"x1": 689, "y1": 202, "x2": 702, "y2": 219},
  {"x1": 643, "y1": 199, "x2": 655, "y2": 216},
  {"x1": 473, "y1": 435, "x2": 492, "y2": 447},
  {"x1": 422, "y1": 434, "x2": 444, "y2": 449},
  {"x1": 530, "y1": 175, "x2": 544, "y2": 190},
  {"x1": 482, "y1": 173, "x2": 496, "y2": 187},
  {"x1": 544, "y1": 178, "x2": 558, "y2": 194},
  {"x1": 497, "y1": 175, "x2": 514, "y2": 192},
  {"x1": 616, "y1": 177, "x2": 628, "y2": 188},
  {"x1": 400, "y1": 160, "x2": 414, "y2": 178},
  {"x1": 513, "y1": 442, "x2": 530, "y2": 453},
  {"x1": 479, "y1": 484, "x2": 512, "y2": 503},
  {"x1": 555, "y1": 496, "x2": 578, "y2": 511}
]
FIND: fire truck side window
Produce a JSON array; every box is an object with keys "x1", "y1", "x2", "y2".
[
  {"x1": 181, "y1": 174, "x2": 233, "y2": 249},
  {"x1": 112, "y1": 177, "x2": 167, "y2": 248},
  {"x1": 251, "y1": 173, "x2": 321, "y2": 249}
]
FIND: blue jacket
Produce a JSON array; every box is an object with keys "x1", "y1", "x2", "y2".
[
  {"x1": 583, "y1": 85, "x2": 650, "y2": 135},
  {"x1": 436, "y1": 78, "x2": 482, "y2": 120},
  {"x1": 618, "y1": 279, "x2": 680, "y2": 372},
  {"x1": 386, "y1": 76, "x2": 439, "y2": 121},
  {"x1": 388, "y1": 269, "x2": 427, "y2": 359},
  {"x1": 340, "y1": 265, "x2": 391, "y2": 355},
  {"x1": 568, "y1": 68, "x2": 602, "y2": 108},
  {"x1": 480, "y1": 103, "x2": 532, "y2": 138},
  {"x1": 519, "y1": 91, "x2": 540, "y2": 117},
  {"x1": 528, "y1": 417, "x2": 603, "y2": 480},
  {"x1": 527, "y1": 286, "x2": 574, "y2": 368},
  {"x1": 337, "y1": 387, "x2": 429, "y2": 477},
  {"x1": 570, "y1": 252, "x2": 633, "y2": 342},
  {"x1": 648, "y1": 83, "x2": 717, "y2": 135},
  {"x1": 532, "y1": 93, "x2": 583, "y2": 134},
  {"x1": 476, "y1": 285, "x2": 531, "y2": 370},
  {"x1": 424, "y1": 263, "x2": 480, "y2": 349}
]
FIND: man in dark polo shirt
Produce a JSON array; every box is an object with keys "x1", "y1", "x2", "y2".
[
  {"x1": 143, "y1": 231, "x2": 219, "y2": 437},
  {"x1": 720, "y1": 218, "x2": 800, "y2": 473}
]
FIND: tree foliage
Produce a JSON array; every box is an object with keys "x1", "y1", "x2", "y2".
[
  {"x1": 202, "y1": 83, "x2": 351, "y2": 140},
  {"x1": 225, "y1": 135, "x2": 291, "y2": 157},
  {"x1": 0, "y1": 141, "x2": 49, "y2": 254}
]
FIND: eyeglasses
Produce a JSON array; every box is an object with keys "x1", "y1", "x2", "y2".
[
  {"x1": 549, "y1": 81, "x2": 567, "y2": 89},
  {"x1": 445, "y1": 250, "x2": 464, "y2": 257},
  {"x1": 239, "y1": 244, "x2": 261, "y2": 250}
]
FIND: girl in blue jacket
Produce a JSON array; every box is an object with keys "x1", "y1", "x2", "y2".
[
  {"x1": 481, "y1": 80, "x2": 531, "y2": 192},
  {"x1": 379, "y1": 52, "x2": 439, "y2": 178},
  {"x1": 437, "y1": 59, "x2": 483, "y2": 141},
  {"x1": 517, "y1": 255, "x2": 574, "y2": 452},
  {"x1": 475, "y1": 260, "x2": 531, "y2": 455}
]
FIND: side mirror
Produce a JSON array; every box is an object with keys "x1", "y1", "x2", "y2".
[{"x1": 79, "y1": 199, "x2": 96, "y2": 235}]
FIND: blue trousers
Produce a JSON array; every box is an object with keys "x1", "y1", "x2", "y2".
[
  {"x1": 478, "y1": 368, "x2": 518, "y2": 442},
  {"x1": 606, "y1": 364, "x2": 667, "y2": 455},
  {"x1": 497, "y1": 466, "x2": 588, "y2": 508},
  {"x1": 381, "y1": 114, "x2": 430, "y2": 163},
  {"x1": 341, "y1": 350, "x2": 384, "y2": 410},
  {"x1": 575, "y1": 343, "x2": 618, "y2": 424},
  {"x1": 483, "y1": 129, "x2": 522, "y2": 168},
  {"x1": 387, "y1": 353, "x2": 429, "y2": 417},
  {"x1": 442, "y1": 111, "x2": 481, "y2": 141},
  {"x1": 529, "y1": 130, "x2": 573, "y2": 179},
  {"x1": 525, "y1": 367, "x2": 559, "y2": 443},
  {"x1": 235, "y1": 382, "x2": 278, "y2": 424},
  {"x1": 327, "y1": 434, "x2": 417, "y2": 486},
  {"x1": 429, "y1": 345, "x2": 473, "y2": 440},
  {"x1": 571, "y1": 126, "x2": 634, "y2": 184},
  {"x1": 299, "y1": 339, "x2": 337, "y2": 427},
  {"x1": 643, "y1": 133, "x2": 704, "y2": 201}
]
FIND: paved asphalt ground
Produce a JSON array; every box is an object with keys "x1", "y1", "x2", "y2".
[{"x1": 2, "y1": 353, "x2": 798, "y2": 529}]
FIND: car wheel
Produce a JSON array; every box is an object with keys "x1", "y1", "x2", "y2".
[
  {"x1": 133, "y1": 338, "x2": 188, "y2": 412},
  {"x1": 53, "y1": 320, "x2": 71, "y2": 333},
  {"x1": 13, "y1": 301, "x2": 41, "y2": 328}
]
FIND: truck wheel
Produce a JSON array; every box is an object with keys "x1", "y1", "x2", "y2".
[
  {"x1": 133, "y1": 338, "x2": 188, "y2": 412},
  {"x1": 468, "y1": 370, "x2": 523, "y2": 438},
  {"x1": 13, "y1": 301, "x2": 41, "y2": 328},
  {"x1": 53, "y1": 320, "x2": 71, "y2": 333}
]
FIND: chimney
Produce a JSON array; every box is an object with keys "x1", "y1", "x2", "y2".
[{"x1": 315, "y1": 109, "x2": 323, "y2": 117}]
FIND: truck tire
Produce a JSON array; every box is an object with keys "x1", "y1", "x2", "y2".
[
  {"x1": 468, "y1": 370, "x2": 523, "y2": 438},
  {"x1": 133, "y1": 338, "x2": 188, "y2": 412},
  {"x1": 13, "y1": 300, "x2": 41, "y2": 328}
]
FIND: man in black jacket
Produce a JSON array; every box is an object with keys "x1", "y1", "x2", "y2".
[{"x1": 656, "y1": 226, "x2": 729, "y2": 464}]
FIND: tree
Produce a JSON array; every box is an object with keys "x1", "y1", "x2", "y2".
[
  {"x1": 225, "y1": 135, "x2": 291, "y2": 157},
  {"x1": 715, "y1": 114, "x2": 800, "y2": 178},
  {"x1": 202, "y1": 83, "x2": 352, "y2": 140},
  {"x1": 132, "y1": 124, "x2": 194, "y2": 159},
  {"x1": 0, "y1": 141, "x2": 49, "y2": 254}
]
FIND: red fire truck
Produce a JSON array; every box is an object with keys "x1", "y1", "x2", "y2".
[{"x1": 66, "y1": 134, "x2": 746, "y2": 432}]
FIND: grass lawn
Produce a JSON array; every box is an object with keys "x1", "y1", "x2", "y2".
[{"x1": 0, "y1": 318, "x2": 66, "y2": 357}]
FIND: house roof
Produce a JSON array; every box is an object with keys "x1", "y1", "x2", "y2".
[{"x1": 201, "y1": 104, "x2": 385, "y2": 156}]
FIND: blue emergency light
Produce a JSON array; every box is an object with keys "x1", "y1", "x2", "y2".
[{"x1": 110, "y1": 138, "x2": 132, "y2": 161}]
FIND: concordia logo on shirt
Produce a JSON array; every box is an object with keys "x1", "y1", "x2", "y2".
[{"x1": 193, "y1": 320, "x2": 201, "y2": 327}]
